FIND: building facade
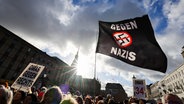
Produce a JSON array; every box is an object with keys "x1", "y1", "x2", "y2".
[
  {"x1": 149, "y1": 64, "x2": 184, "y2": 103},
  {"x1": 105, "y1": 83, "x2": 128, "y2": 102},
  {"x1": 158, "y1": 64, "x2": 184, "y2": 101},
  {"x1": 0, "y1": 25, "x2": 75, "y2": 87},
  {"x1": 149, "y1": 81, "x2": 160, "y2": 99},
  {"x1": 68, "y1": 75, "x2": 101, "y2": 96},
  {"x1": 0, "y1": 25, "x2": 101, "y2": 95},
  {"x1": 149, "y1": 47, "x2": 184, "y2": 103}
]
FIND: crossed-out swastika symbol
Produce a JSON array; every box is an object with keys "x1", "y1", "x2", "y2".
[{"x1": 113, "y1": 31, "x2": 132, "y2": 48}]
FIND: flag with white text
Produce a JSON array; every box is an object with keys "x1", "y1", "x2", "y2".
[{"x1": 96, "y1": 15, "x2": 167, "y2": 73}]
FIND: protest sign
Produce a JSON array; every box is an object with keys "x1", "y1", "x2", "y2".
[{"x1": 11, "y1": 63, "x2": 45, "y2": 92}]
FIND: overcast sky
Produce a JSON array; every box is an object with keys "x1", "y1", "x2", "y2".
[{"x1": 0, "y1": 0, "x2": 184, "y2": 96}]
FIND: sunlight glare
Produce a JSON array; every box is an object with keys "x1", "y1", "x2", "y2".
[{"x1": 76, "y1": 55, "x2": 91, "y2": 78}]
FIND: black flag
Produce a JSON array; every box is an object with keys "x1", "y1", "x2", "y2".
[{"x1": 96, "y1": 15, "x2": 167, "y2": 73}]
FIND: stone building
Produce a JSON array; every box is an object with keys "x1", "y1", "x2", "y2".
[
  {"x1": 105, "y1": 83, "x2": 128, "y2": 102},
  {"x1": 0, "y1": 25, "x2": 101, "y2": 94},
  {"x1": 149, "y1": 46, "x2": 184, "y2": 103},
  {"x1": 146, "y1": 83, "x2": 153, "y2": 100},
  {"x1": 0, "y1": 25, "x2": 75, "y2": 87},
  {"x1": 149, "y1": 81, "x2": 160, "y2": 99},
  {"x1": 158, "y1": 64, "x2": 184, "y2": 101}
]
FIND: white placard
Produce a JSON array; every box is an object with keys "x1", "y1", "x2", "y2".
[
  {"x1": 11, "y1": 63, "x2": 45, "y2": 92},
  {"x1": 133, "y1": 79, "x2": 146, "y2": 99}
]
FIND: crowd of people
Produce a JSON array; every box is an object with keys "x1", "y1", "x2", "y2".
[{"x1": 0, "y1": 82, "x2": 183, "y2": 104}]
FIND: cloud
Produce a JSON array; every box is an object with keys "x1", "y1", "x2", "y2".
[
  {"x1": 0, "y1": 0, "x2": 183, "y2": 97},
  {"x1": 123, "y1": 85, "x2": 133, "y2": 97},
  {"x1": 158, "y1": 0, "x2": 184, "y2": 73}
]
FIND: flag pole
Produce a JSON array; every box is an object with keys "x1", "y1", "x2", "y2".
[
  {"x1": 93, "y1": 28, "x2": 99, "y2": 96},
  {"x1": 94, "y1": 29, "x2": 99, "y2": 79}
]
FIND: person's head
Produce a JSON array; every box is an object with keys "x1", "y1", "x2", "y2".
[
  {"x1": 76, "y1": 96, "x2": 83, "y2": 104},
  {"x1": 106, "y1": 94, "x2": 111, "y2": 99},
  {"x1": 23, "y1": 94, "x2": 38, "y2": 104},
  {"x1": 124, "y1": 99, "x2": 129, "y2": 104},
  {"x1": 0, "y1": 85, "x2": 5, "y2": 89},
  {"x1": 97, "y1": 100, "x2": 104, "y2": 104},
  {"x1": 108, "y1": 99, "x2": 115, "y2": 104},
  {"x1": 41, "y1": 86, "x2": 62, "y2": 104},
  {"x1": 5, "y1": 82, "x2": 9, "y2": 89},
  {"x1": 41, "y1": 87, "x2": 47, "y2": 93},
  {"x1": 164, "y1": 93, "x2": 182, "y2": 104},
  {"x1": 128, "y1": 97, "x2": 137, "y2": 104},
  {"x1": 60, "y1": 95, "x2": 78, "y2": 104},
  {"x1": 95, "y1": 95, "x2": 103, "y2": 104},
  {"x1": 85, "y1": 95, "x2": 92, "y2": 104},
  {"x1": 0, "y1": 87, "x2": 13, "y2": 104},
  {"x1": 156, "y1": 98, "x2": 162, "y2": 104},
  {"x1": 38, "y1": 87, "x2": 47, "y2": 102},
  {"x1": 13, "y1": 90, "x2": 26, "y2": 102},
  {"x1": 139, "y1": 99, "x2": 146, "y2": 104}
]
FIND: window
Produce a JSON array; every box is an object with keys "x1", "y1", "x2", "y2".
[{"x1": 175, "y1": 74, "x2": 178, "y2": 79}]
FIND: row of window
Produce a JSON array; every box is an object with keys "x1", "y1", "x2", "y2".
[
  {"x1": 167, "y1": 79, "x2": 184, "y2": 91},
  {"x1": 0, "y1": 34, "x2": 49, "y2": 80},
  {"x1": 159, "y1": 66, "x2": 184, "y2": 94},
  {"x1": 164, "y1": 68, "x2": 184, "y2": 85},
  {"x1": 0, "y1": 26, "x2": 74, "y2": 86}
]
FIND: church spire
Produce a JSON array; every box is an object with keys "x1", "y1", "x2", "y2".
[{"x1": 71, "y1": 48, "x2": 79, "y2": 67}]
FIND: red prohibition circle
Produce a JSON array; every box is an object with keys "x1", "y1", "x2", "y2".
[{"x1": 112, "y1": 31, "x2": 132, "y2": 48}]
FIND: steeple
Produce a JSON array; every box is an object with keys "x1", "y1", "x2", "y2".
[{"x1": 71, "y1": 49, "x2": 79, "y2": 67}]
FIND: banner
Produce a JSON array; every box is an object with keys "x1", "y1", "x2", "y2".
[
  {"x1": 133, "y1": 79, "x2": 146, "y2": 99},
  {"x1": 96, "y1": 15, "x2": 167, "y2": 73},
  {"x1": 11, "y1": 63, "x2": 45, "y2": 92}
]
